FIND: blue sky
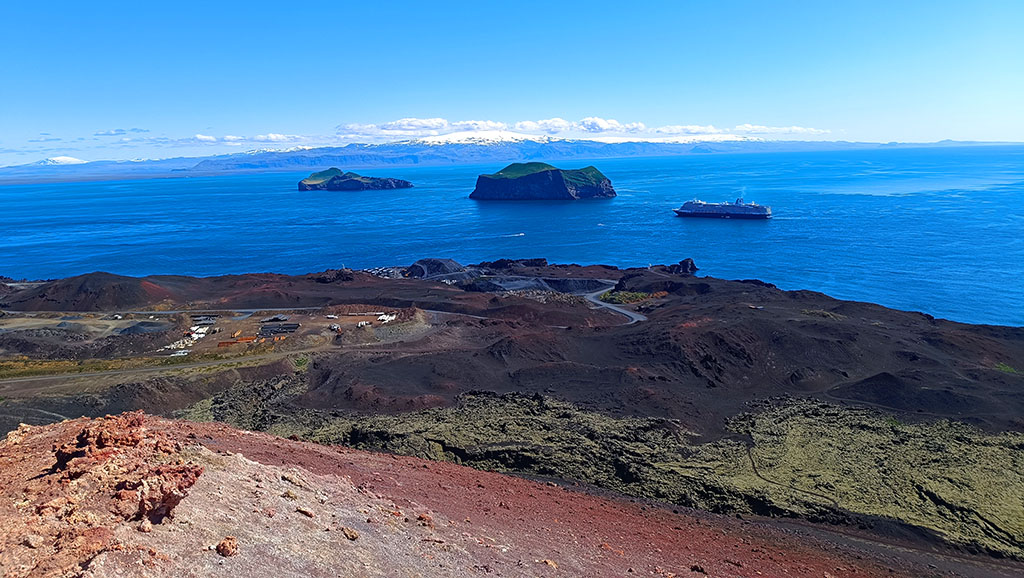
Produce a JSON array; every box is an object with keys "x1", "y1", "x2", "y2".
[{"x1": 1, "y1": 1, "x2": 1022, "y2": 165}]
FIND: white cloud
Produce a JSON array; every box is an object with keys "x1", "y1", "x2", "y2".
[
  {"x1": 252, "y1": 133, "x2": 303, "y2": 143},
  {"x1": 334, "y1": 116, "x2": 834, "y2": 142},
  {"x1": 95, "y1": 128, "x2": 149, "y2": 136},
  {"x1": 654, "y1": 124, "x2": 723, "y2": 135},
  {"x1": 513, "y1": 118, "x2": 574, "y2": 133},
  {"x1": 733, "y1": 124, "x2": 830, "y2": 135},
  {"x1": 94, "y1": 118, "x2": 829, "y2": 154},
  {"x1": 451, "y1": 120, "x2": 508, "y2": 131},
  {"x1": 577, "y1": 117, "x2": 646, "y2": 133},
  {"x1": 381, "y1": 117, "x2": 449, "y2": 131},
  {"x1": 338, "y1": 117, "x2": 457, "y2": 138}
]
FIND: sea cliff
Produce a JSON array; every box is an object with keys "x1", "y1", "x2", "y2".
[{"x1": 469, "y1": 162, "x2": 615, "y2": 200}]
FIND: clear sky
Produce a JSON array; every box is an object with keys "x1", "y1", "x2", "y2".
[{"x1": 1, "y1": 0, "x2": 1022, "y2": 165}]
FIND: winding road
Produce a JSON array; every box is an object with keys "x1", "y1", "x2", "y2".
[{"x1": 582, "y1": 285, "x2": 648, "y2": 325}]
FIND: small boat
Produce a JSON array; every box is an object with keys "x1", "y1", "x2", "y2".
[{"x1": 673, "y1": 198, "x2": 772, "y2": 219}]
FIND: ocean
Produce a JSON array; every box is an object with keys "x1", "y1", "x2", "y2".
[{"x1": 1, "y1": 146, "x2": 1022, "y2": 326}]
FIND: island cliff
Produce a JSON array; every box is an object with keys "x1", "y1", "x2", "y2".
[
  {"x1": 298, "y1": 168, "x2": 412, "y2": 191},
  {"x1": 469, "y1": 162, "x2": 615, "y2": 200}
]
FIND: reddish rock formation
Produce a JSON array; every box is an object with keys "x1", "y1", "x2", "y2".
[{"x1": 216, "y1": 536, "x2": 239, "y2": 557}]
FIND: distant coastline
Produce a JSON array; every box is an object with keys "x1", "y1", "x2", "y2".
[
  {"x1": 1, "y1": 139, "x2": 1019, "y2": 186},
  {"x1": 2, "y1": 148, "x2": 1022, "y2": 326}
]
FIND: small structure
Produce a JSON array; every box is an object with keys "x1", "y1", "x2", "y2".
[
  {"x1": 258, "y1": 323, "x2": 300, "y2": 338},
  {"x1": 260, "y1": 314, "x2": 290, "y2": 323}
]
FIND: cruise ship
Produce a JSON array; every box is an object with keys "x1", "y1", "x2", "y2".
[{"x1": 673, "y1": 198, "x2": 772, "y2": 219}]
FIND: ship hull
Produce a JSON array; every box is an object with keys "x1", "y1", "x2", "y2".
[{"x1": 673, "y1": 209, "x2": 771, "y2": 219}]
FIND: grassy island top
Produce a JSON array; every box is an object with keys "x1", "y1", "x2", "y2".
[
  {"x1": 301, "y1": 168, "x2": 373, "y2": 184},
  {"x1": 484, "y1": 162, "x2": 607, "y2": 184}
]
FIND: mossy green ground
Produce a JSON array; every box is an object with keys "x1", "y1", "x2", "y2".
[
  {"x1": 301, "y1": 167, "x2": 344, "y2": 184},
  {"x1": 181, "y1": 387, "x2": 1024, "y2": 558},
  {"x1": 485, "y1": 162, "x2": 557, "y2": 179},
  {"x1": 995, "y1": 362, "x2": 1019, "y2": 374},
  {"x1": 483, "y1": 162, "x2": 608, "y2": 187},
  {"x1": 600, "y1": 290, "x2": 650, "y2": 304},
  {"x1": 300, "y1": 168, "x2": 375, "y2": 185}
]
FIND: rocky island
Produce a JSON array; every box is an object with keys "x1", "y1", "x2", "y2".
[
  {"x1": 469, "y1": 162, "x2": 616, "y2": 200},
  {"x1": 298, "y1": 168, "x2": 412, "y2": 191}
]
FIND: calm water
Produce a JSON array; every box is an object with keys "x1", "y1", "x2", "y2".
[{"x1": 1, "y1": 146, "x2": 1023, "y2": 326}]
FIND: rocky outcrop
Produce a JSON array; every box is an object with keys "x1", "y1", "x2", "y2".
[
  {"x1": 298, "y1": 168, "x2": 412, "y2": 191},
  {"x1": 469, "y1": 163, "x2": 615, "y2": 200},
  {"x1": 667, "y1": 258, "x2": 699, "y2": 276},
  {"x1": 406, "y1": 258, "x2": 465, "y2": 279},
  {"x1": 478, "y1": 258, "x2": 549, "y2": 269},
  {"x1": 309, "y1": 269, "x2": 354, "y2": 284}
]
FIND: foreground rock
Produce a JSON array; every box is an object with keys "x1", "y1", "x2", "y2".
[
  {"x1": 298, "y1": 168, "x2": 412, "y2": 191},
  {"x1": 469, "y1": 162, "x2": 616, "y2": 200},
  {"x1": 0, "y1": 413, "x2": 926, "y2": 577}
]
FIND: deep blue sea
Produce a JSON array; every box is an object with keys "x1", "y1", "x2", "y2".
[{"x1": 1, "y1": 146, "x2": 1023, "y2": 326}]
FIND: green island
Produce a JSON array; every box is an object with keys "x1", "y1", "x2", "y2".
[
  {"x1": 298, "y1": 168, "x2": 413, "y2": 191},
  {"x1": 470, "y1": 162, "x2": 616, "y2": 200}
]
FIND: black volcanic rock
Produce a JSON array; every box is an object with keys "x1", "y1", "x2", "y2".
[
  {"x1": 406, "y1": 258, "x2": 465, "y2": 279},
  {"x1": 298, "y1": 168, "x2": 412, "y2": 191},
  {"x1": 469, "y1": 162, "x2": 615, "y2": 200},
  {"x1": 310, "y1": 269, "x2": 354, "y2": 284},
  {"x1": 667, "y1": 258, "x2": 699, "y2": 276},
  {"x1": 478, "y1": 258, "x2": 549, "y2": 269}
]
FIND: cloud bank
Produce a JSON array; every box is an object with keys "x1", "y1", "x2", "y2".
[
  {"x1": 335, "y1": 116, "x2": 829, "y2": 141},
  {"x1": 5, "y1": 116, "x2": 832, "y2": 166},
  {"x1": 94, "y1": 117, "x2": 828, "y2": 149},
  {"x1": 94, "y1": 128, "x2": 150, "y2": 136}
]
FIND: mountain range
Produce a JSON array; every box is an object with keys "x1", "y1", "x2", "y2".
[{"x1": 0, "y1": 133, "x2": 1011, "y2": 184}]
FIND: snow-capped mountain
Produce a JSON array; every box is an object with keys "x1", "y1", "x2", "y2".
[
  {"x1": 1, "y1": 139, "x2": 1000, "y2": 184},
  {"x1": 34, "y1": 156, "x2": 88, "y2": 166}
]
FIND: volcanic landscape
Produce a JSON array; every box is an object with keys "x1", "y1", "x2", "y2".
[{"x1": 1, "y1": 258, "x2": 1022, "y2": 577}]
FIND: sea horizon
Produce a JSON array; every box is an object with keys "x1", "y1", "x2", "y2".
[{"x1": 3, "y1": 145, "x2": 1022, "y2": 327}]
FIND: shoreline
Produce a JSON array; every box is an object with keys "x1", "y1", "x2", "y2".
[{"x1": 3, "y1": 260, "x2": 1022, "y2": 329}]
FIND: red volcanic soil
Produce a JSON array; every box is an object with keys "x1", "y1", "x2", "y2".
[{"x1": 0, "y1": 413, "x2": 936, "y2": 578}]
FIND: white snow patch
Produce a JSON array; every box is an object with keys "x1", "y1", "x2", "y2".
[{"x1": 36, "y1": 156, "x2": 88, "y2": 165}]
